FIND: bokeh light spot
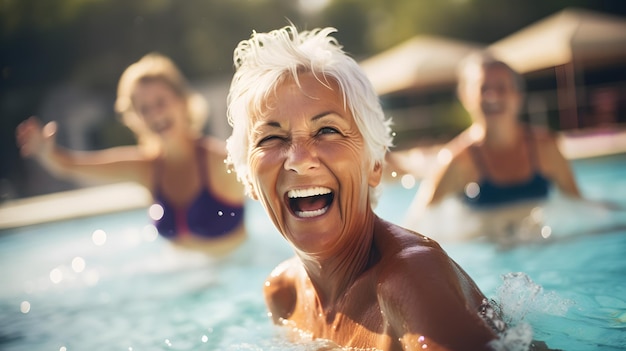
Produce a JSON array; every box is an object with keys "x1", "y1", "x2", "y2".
[
  {"x1": 142, "y1": 224, "x2": 159, "y2": 242},
  {"x1": 148, "y1": 204, "x2": 164, "y2": 220},
  {"x1": 464, "y1": 182, "x2": 480, "y2": 199},
  {"x1": 71, "y1": 257, "x2": 86, "y2": 273},
  {"x1": 50, "y1": 268, "x2": 63, "y2": 284},
  {"x1": 400, "y1": 174, "x2": 416, "y2": 189},
  {"x1": 92, "y1": 229, "x2": 107, "y2": 246}
]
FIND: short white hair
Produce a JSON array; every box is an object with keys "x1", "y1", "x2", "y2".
[{"x1": 226, "y1": 25, "x2": 393, "y2": 206}]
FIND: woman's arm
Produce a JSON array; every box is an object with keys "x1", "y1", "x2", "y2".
[
  {"x1": 538, "y1": 133, "x2": 581, "y2": 198},
  {"x1": 16, "y1": 116, "x2": 151, "y2": 186}
]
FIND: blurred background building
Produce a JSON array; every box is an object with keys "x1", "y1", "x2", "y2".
[{"x1": 1, "y1": 0, "x2": 625, "y2": 200}]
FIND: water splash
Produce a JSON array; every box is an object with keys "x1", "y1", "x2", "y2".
[
  {"x1": 496, "y1": 272, "x2": 574, "y2": 325},
  {"x1": 486, "y1": 272, "x2": 575, "y2": 351}
]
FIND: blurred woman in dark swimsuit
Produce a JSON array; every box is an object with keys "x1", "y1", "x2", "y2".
[{"x1": 393, "y1": 52, "x2": 581, "y2": 243}]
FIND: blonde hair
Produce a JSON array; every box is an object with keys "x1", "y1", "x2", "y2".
[
  {"x1": 226, "y1": 25, "x2": 393, "y2": 206},
  {"x1": 115, "y1": 53, "x2": 208, "y2": 153}
]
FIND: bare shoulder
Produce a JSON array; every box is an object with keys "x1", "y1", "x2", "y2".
[
  {"x1": 526, "y1": 125, "x2": 557, "y2": 143},
  {"x1": 376, "y1": 227, "x2": 468, "y2": 316},
  {"x1": 375, "y1": 219, "x2": 479, "y2": 300},
  {"x1": 198, "y1": 136, "x2": 229, "y2": 163},
  {"x1": 199, "y1": 136, "x2": 245, "y2": 202},
  {"x1": 375, "y1": 219, "x2": 450, "y2": 272},
  {"x1": 264, "y1": 257, "x2": 300, "y2": 323},
  {"x1": 527, "y1": 126, "x2": 563, "y2": 160},
  {"x1": 265, "y1": 257, "x2": 300, "y2": 287}
]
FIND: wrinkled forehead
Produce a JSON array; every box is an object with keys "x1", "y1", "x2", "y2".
[{"x1": 251, "y1": 71, "x2": 346, "y2": 118}]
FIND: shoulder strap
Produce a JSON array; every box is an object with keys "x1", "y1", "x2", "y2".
[
  {"x1": 468, "y1": 145, "x2": 490, "y2": 179},
  {"x1": 523, "y1": 127, "x2": 540, "y2": 169},
  {"x1": 196, "y1": 141, "x2": 209, "y2": 184}
]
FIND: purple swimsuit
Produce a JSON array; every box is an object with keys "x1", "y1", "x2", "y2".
[{"x1": 153, "y1": 145, "x2": 244, "y2": 239}]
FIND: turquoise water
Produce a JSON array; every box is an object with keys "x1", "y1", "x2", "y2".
[{"x1": 1, "y1": 153, "x2": 625, "y2": 351}]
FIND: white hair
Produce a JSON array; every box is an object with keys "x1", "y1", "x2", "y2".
[{"x1": 226, "y1": 25, "x2": 393, "y2": 206}]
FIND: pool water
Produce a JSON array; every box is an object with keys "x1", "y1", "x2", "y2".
[{"x1": 1, "y1": 153, "x2": 625, "y2": 351}]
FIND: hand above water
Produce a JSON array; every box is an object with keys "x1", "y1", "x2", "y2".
[{"x1": 16, "y1": 116, "x2": 58, "y2": 160}]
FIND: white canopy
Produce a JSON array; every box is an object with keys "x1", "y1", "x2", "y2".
[
  {"x1": 359, "y1": 35, "x2": 484, "y2": 96},
  {"x1": 488, "y1": 8, "x2": 626, "y2": 73}
]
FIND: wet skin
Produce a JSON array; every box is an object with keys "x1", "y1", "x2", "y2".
[{"x1": 248, "y1": 72, "x2": 498, "y2": 350}]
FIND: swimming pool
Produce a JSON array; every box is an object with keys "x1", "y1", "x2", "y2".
[{"x1": 1, "y1": 153, "x2": 625, "y2": 351}]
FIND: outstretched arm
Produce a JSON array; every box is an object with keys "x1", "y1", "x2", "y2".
[{"x1": 16, "y1": 116, "x2": 150, "y2": 186}]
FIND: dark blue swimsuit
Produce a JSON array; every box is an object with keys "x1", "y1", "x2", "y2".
[
  {"x1": 463, "y1": 136, "x2": 550, "y2": 208},
  {"x1": 153, "y1": 145, "x2": 244, "y2": 239}
]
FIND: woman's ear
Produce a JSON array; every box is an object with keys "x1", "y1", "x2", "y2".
[{"x1": 368, "y1": 161, "x2": 383, "y2": 188}]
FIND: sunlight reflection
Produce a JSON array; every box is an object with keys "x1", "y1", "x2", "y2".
[
  {"x1": 148, "y1": 204, "x2": 164, "y2": 220},
  {"x1": 530, "y1": 207, "x2": 544, "y2": 222},
  {"x1": 92, "y1": 229, "x2": 107, "y2": 246},
  {"x1": 83, "y1": 269, "x2": 100, "y2": 286},
  {"x1": 142, "y1": 224, "x2": 159, "y2": 242},
  {"x1": 401, "y1": 174, "x2": 416, "y2": 189},
  {"x1": 71, "y1": 256, "x2": 86, "y2": 273},
  {"x1": 464, "y1": 182, "x2": 480, "y2": 199},
  {"x1": 50, "y1": 268, "x2": 63, "y2": 284},
  {"x1": 20, "y1": 301, "x2": 30, "y2": 313}
]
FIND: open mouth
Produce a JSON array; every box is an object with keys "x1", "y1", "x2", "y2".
[
  {"x1": 482, "y1": 102, "x2": 505, "y2": 115},
  {"x1": 287, "y1": 187, "x2": 334, "y2": 218},
  {"x1": 151, "y1": 119, "x2": 172, "y2": 133}
]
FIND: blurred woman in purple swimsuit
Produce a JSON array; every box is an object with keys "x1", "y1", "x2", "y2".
[{"x1": 16, "y1": 53, "x2": 246, "y2": 255}]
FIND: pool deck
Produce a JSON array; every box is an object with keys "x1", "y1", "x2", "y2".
[{"x1": 1, "y1": 126, "x2": 626, "y2": 230}]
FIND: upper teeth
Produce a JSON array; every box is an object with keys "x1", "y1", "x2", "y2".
[{"x1": 287, "y1": 187, "x2": 332, "y2": 198}]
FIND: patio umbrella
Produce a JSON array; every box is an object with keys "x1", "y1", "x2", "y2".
[
  {"x1": 488, "y1": 8, "x2": 626, "y2": 129},
  {"x1": 359, "y1": 35, "x2": 484, "y2": 96},
  {"x1": 488, "y1": 8, "x2": 626, "y2": 74}
]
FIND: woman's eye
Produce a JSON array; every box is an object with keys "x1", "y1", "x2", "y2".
[
  {"x1": 317, "y1": 127, "x2": 339, "y2": 135},
  {"x1": 257, "y1": 135, "x2": 283, "y2": 146}
]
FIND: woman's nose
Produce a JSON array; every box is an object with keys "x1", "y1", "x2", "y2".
[{"x1": 284, "y1": 142, "x2": 320, "y2": 174}]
